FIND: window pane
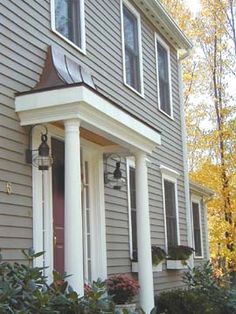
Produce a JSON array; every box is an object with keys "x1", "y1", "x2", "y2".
[
  {"x1": 124, "y1": 7, "x2": 137, "y2": 51},
  {"x1": 55, "y1": 0, "x2": 81, "y2": 47},
  {"x1": 123, "y1": 5, "x2": 140, "y2": 92},
  {"x1": 164, "y1": 180, "x2": 178, "y2": 248},
  {"x1": 157, "y1": 41, "x2": 171, "y2": 115},
  {"x1": 192, "y1": 202, "x2": 202, "y2": 256}
]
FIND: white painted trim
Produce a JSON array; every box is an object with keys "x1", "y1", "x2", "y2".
[
  {"x1": 126, "y1": 157, "x2": 136, "y2": 260},
  {"x1": 160, "y1": 165, "x2": 180, "y2": 178},
  {"x1": 121, "y1": 0, "x2": 144, "y2": 97},
  {"x1": 50, "y1": 0, "x2": 86, "y2": 54},
  {"x1": 161, "y1": 172, "x2": 180, "y2": 252},
  {"x1": 83, "y1": 148, "x2": 107, "y2": 281},
  {"x1": 133, "y1": 0, "x2": 192, "y2": 51},
  {"x1": 191, "y1": 196, "x2": 204, "y2": 259},
  {"x1": 15, "y1": 86, "x2": 161, "y2": 153},
  {"x1": 177, "y1": 58, "x2": 194, "y2": 267},
  {"x1": 32, "y1": 127, "x2": 53, "y2": 282},
  {"x1": 166, "y1": 259, "x2": 189, "y2": 270},
  {"x1": 32, "y1": 124, "x2": 107, "y2": 286},
  {"x1": 155, "y1": 33, "x2": 173, "y2": 119}
]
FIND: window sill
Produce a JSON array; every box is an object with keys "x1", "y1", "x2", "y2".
[
  {"x1": 131, "y1": 261, "x2": 163, "y2": 272},
  {"x1": 166, "y1": 259, "x2": 189, "y2": 270},
  {"x1": 194, "y1": 255, "x2": 204, "y2": 259},
  {"x1": 158, "y1": 107, "x2": 174, "y2": 120},
  {"x1": 124, "y1": 82, "x2": 144, "y2": 99},
  {"x1": 51, "y1": 28, "x2": 86, "y2": 56}
]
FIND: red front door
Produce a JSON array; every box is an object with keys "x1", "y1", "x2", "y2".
[{"x1": 51, "y1": 138, "x2": 65, "y2": 274}]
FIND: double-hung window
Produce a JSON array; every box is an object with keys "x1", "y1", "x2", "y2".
[
  {"x1": 156, "y1": 35, "x2": 172, "y2": 117},
  {"x1": 51, "y1": 0, "x2": 85, "y2": 52},
  {"x1": 121, "y1": 1, "x2": 143, "y2": 94},
  {"x1": 127, "y1": 158, "x2": 137, "y2": 260},
  {"x1": 192, "y1": 200, "x2": 203, "y2": 257},
  {"x1": 161, "y1": 166, "x2": 180, "y2": 250}
]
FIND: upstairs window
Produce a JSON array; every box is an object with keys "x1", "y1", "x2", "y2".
[
  {"x1": 52, "y1": 0, "x2": 85, "y2": 52},
  {"x1": 121, "y1": 1, "x2": 143, "y2": 95},
  {"x1": 156, "y1": 35, "x2": 172, "y2": 117},
  {"x1": 192, "y1": 201, "x2": 203, "y2": 257}
]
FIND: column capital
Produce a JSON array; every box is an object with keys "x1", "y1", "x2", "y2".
[
  {"x1": 64, "y1": 119, "x2": 81, "y2": 129},
  {"x1": 134, "y1": 150, "x2": 146, "y2": 159}
]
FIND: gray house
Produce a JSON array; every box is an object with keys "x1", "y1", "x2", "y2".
[{"x1": 0, "y1": 0, "x2": 210, "y2": 312}]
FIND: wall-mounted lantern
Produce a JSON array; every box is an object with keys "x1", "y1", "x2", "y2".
[
  {"x1": 25, "y1": 124, "x2": 53, "y2": 171},
  {"x1": 104, "y1": 154, "x2": 126, "y2": 190}
]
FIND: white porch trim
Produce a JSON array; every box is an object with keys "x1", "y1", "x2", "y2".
[
  {"x1": 64, "y1": 119, "x2": 83, "y2": 294},
  {"x1": 135, "y1": 151, "x2": 154, "y2": 313},
  {"x1": 15, "y1": 85, "x2": 161, "y2": 153}
]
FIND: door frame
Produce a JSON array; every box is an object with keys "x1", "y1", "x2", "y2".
[{"x1": 32, "y1": 124, "x2": 107, "y2": 281}]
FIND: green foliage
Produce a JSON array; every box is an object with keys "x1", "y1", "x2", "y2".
[
  {"x1": 81, "y1": 279, "x2": 114, "y2": 313},
  {"x1": 183, "y1": 262, "x2": 236, "y2": 314},
  {"x1": 0, "y1": 250, "x2": 114, "y2": 314},
  {"x1": 155, "y1": 289, "x2": 215, "y2": 314},
  {"x1": 168, "y1": 245, "x2": 194, "y2": 261},
  {"x1": 155, "y1": 262, "x2": 236, "y2": 314},
  {"x1": 151, "y1": 247, "x2": 166, "y2": 266}
]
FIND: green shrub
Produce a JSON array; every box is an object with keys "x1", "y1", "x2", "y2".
[
  {"x1": 0, "y1": 249, "x2": 114, "y2": 313},
  {"x1": 155, "y1": 262, "x2": 236, "y2": 314},
  {"x1": 155, "y1": 289, "x2": 217, "y2": 314}
]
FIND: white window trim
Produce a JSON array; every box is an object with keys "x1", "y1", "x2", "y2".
[
  {"x1": 126, "y1": 157, "x2": 136, "y2": 260},
  {"x1": 161, "y1": 170, "x2": 180, "y2": 252},
  {"x1": 121, "y1": 0, "x2": 144, "y2": 98},
  {"x1": 155, "y1": 33, "x2": 173, "y2": 119},
  {"x1": 50, "y1": 0, "x2": 86, "y2": 55},
  {"x1": 191, "y1": 195, "x2": 204, "y2": 259}
]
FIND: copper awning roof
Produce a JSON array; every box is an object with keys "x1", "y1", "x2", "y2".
[{"x1": 33, "y1": 46, "x2": 96, "y2": 91}]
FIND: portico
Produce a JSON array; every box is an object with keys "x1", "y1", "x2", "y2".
[{"x1": 15, "y1": 47, "x2": 161, "y2": 313}]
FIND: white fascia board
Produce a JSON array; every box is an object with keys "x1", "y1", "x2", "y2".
[
  {"x1": 189, "y1": 181, "x2": 214, "y2": 198},
  {"x1": 134, "y1": 0, "x2": 192, "y2": 51},
  {"x1": 15, "y1": 86, "x2": 161, "y2": 153}
]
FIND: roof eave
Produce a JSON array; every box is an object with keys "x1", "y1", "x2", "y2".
[
  {"x1": 190, "y1": 181, "x2": 215, "y2": 198},
  {"x1": 134, "y1": 0, "x2": 192, "y2": 51}
]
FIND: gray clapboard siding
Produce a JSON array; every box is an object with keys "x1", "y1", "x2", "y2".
[{"x1": 0, "y1": 0, "x2": 191, "y2": 292}]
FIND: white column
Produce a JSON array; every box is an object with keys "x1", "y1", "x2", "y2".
[
  {"x1": 64, "y1": 119, "x2": 84, "y2": 295},
  {"x1": 135, "y1": 151, "x2": 154, "y2": 313}
]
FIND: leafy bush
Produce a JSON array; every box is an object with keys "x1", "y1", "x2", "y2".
[
  {"x1": 0, "y1": 249, "x2": 114, "y2": 313},
  {"x1": 155, "y1": 262, "x2": 236, "y2": 314},
  {"x1": 155, "y1": 289, "x2": 216, "y2": 314},
  {"x1": 183, "y1": 262, "x2": 236, "y2": 314},
  {"x1": 106, "y1": 274, "x2": 139, "y2": 304}
]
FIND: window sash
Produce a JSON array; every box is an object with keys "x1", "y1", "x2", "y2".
[
  {"x1": 123, "y1": 4, "x2": 141, "y2": 92},
  {"x1": 55, "y1": 0, "x2": 81, "y2": 47},
  {"x1": 157, "y1": 40, "x2": 171, "y2": 116},
  {"x1": 192, "y1": 202, "x2": 202, "y2": 256},
  {"x1": 164, "y1": 179, "x2": 178, "y2": 249}
]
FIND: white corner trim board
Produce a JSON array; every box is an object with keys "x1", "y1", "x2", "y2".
[{"x1": 15, "y1": 85, "x2": 161, "y2": 154}]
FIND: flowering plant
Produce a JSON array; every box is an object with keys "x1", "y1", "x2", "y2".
[{"x1": 106, "y1": 274, "x2": 139, "y2": 304}]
